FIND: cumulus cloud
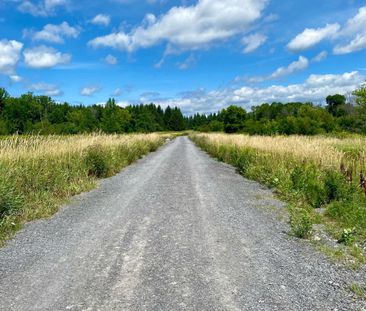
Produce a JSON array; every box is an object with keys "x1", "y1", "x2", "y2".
[
  {"x1": 18, "y1": 0, "x2": 67, "y2": 17},
  {"x1": 241, "y1": 33, "x2": 267, "y2": 53},
  {"x1": 247, "y1": 56, "x2": 309, "y2": 83},
  {"x1": 91, "y1": 14, "x2": 111, "y2": 26},
  {"x1": 153, "y1": 71, "x2": 364, "y2": 114},
  {"x1": 29, "y1": 82, "x2": 63, "y2": 96},
  {"x1": 80, "y1": 86, "x2": 101, "y2": 96},
  {"x1": 287, "y1": 24, "x2": 340, "y2": 52},
  {"x1": 89, "y1": 0, "x2": 267, "y2": 52},
  {"x1": 104, "y1": 54, "x2": 118, "y2": 65},
  {"x1": 0, "y1": 39, "x2": 23, "y2": 77},
  {"x1": 288, "y1": 6, "x2": 366, "y2": 55},
  {"x1": 23, "y1": 46, "x2": 71, "y2": 68},
  {"x1": 334, "y1": 7, "x2": 366, "y2": 54},
  {"x1": 25, "y1": 22, "x2": 80, "y2": 44}
]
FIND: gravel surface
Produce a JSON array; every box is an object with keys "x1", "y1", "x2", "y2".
[{"x1": 0, "y1": 136, "x2": 365, "y2": 311}]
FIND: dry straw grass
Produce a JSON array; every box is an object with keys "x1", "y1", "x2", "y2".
[
  {"x1": 0, "y1": 133, "x2": 163, "y2": 161},
  {"x1": 194, "y1": 133, "x2": 366, "y2": 176},
  {"x1": 0, "y1": 133, "x2": 167, "y2": 244}
]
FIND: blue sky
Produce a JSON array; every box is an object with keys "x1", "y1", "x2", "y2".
[{"x1": 1, "y1": 0, "x2": 366, "y2": 114}]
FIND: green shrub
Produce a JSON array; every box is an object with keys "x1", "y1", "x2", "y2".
[
  {"x1": 289, "y1": 206, "x2": 313, "y2": 239},
  {"x1": 290, "y1": 165, "x2": 327, "y2": 208},
  {"x1": 0, "y1": 178, "x2": 23, "y2": 217},
  {"x1": 235, "y1": 148, "x2": 255, "y2": 175},
  {"x1": 84, "y1": 144, "x2": 110, "y2": 178},
  {"x1": 324, "y1": 170, "x2": 353, "y2": 203}
]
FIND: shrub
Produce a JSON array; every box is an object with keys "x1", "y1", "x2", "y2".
[
  {"x1": 290, "y1": 165, "x2": 327, "y2": 208},
  {"x1": 84, "y1": 144, "x2": 110, "y2": 178},
  {"x1": 235, "y1": 148, "x2": 255, "y2": 175},
  {"x1": 0, "y1": 178, "x2": 23, "y2": 217},
  {"x1": 289, "y1": 206, "x2": 313, "y2": 239},
  {"x1": 324, "y1": 170, "x2": 353, "y2": 203}
]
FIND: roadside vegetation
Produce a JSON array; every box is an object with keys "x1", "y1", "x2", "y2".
[
  {"x1": 190, "y1": 132, "x2": 366, "y2": 264},
  {"x1": 0, "y1": 133, "x2": 168, "y2": 245}
]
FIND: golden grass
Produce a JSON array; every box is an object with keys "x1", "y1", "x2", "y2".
[
  {"x1": 193, "y1": 133, "x2": 366, "y2": 176},
  {"x1": 0, "y1": 133, "x2": 169, "y2": 245},
  {"x1": 0, "y1": 133, "x2": 164, "y2": 161}
]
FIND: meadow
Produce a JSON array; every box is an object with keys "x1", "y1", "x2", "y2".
[
  {"x1": 190, "y1": 133, "x2": 366, "y2": 263},
  {"x1": 0, "y1": 133, "x2": 167, "y2": 244}
]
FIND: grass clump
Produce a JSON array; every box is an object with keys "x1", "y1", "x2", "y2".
[
  {"x1": 289, "y1": 206, "x2": 313, "y2": 239},
  {"x1": 84, "y1": 144, "x2": 111, "y2": 178}
]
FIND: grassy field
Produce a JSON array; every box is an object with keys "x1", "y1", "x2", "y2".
[
  {"x1": 0, "y1": 133, "x2": 169, "y2": 244},
  {"x1": 190, "y1": 133, "x2": 366, "y2": 264}
]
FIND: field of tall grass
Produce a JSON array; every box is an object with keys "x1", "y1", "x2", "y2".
[
  {"x1": 0, "y1": 133, "x2": 167, "y2": 244},
  {"x1": 190, "y1": 133, "x2": 366, "y2": 263}
]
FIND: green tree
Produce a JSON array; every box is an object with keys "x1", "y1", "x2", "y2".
[
  {"x1": 326, "y1": 94, "x2": 346, "y2": 116},
  {"x1": 221, "y1": 105, "x2": 246, "y2": 133},
  {"x1": 0, "y1": 88, "x2": 9, "y2": 112},
  {"x1": 353, "y1": 83, "x2": 366, "y2": 110},
  {"x1": 101, "y1": 98, "x2": 131, "y2": 133}
]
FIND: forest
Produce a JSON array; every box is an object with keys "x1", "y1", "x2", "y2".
[{"x1": 0, "y1": 84, "x2": 365, "y2": 135}]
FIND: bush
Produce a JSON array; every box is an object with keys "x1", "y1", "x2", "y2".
[
  {"x1": 324, "y1": 169, "x2": 353, "y2": 203},
  {"x1": 0, "y1": 178, "x2": 23, "y2": 217},
  {"x1": 289, "y1": 206, "x2": 313, "y2": 239},
  {"x1": 290, "y1": 165, "x2": 327, "y2": 208},
  {"x1": 84, "y1": 144, "x2": 110, "y2": 178}
]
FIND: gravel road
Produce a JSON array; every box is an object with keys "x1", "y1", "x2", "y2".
[{"x1": 0, "y1": 136, "x2": 365, "y2": 311}]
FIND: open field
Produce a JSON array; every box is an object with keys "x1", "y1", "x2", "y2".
[
  {"x1": 190, "y1": 133, "x2": 366, "y2": 264},
  {"x1": 0, "y1": 133, "x2": 168, "y2": 244}
]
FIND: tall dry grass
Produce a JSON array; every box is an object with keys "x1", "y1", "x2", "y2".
[
  {"x1": 194, "y1": 134, "x2": 366, "y2": 175},
  {"x1": 0, "y1": 133, "x2": 167, "y2": 244}
]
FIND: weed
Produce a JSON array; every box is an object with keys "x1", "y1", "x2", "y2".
[
  {"x1": 338, "y1": 228, "x2": 357, "y2": 246},
  {"x1": 289, "y1": 206, "x2": 313, "y2": 239},
  {"x1": 84, "y1": 144, "x2": 111, "y2": 178}
]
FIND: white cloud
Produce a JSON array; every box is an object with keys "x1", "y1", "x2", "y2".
[
  {"x1": 26, "y1": 22, "x2": 80, "y2": 44},
  {"x1": 18, "y1": 0, "x2": 67, "y2": 17},
  {"x1": 9, "y1": 75, "x2": 23, "y2": 82},
  {"x1": 23, "y1": 46, "x2": 71, "y2": 68},
  {"x1": 29, "y1": 82, "x2": 63, "y2": 96},
  {"x1": 287, "y1": 23, "x2": 340, "y2": 52},
  {"x1": 0, "y1": 39, "x2": 23, "y2": 77},
  {"x1": 312, "y1": 50, "x2": 328, "y2": 62},
  {"x1": 91, "y1": 14, "x2": 111, "y2": 26},
  {"x1": 241, "y1": 33, "x2": 267, "y2": 53},
  {"x1": 287, "y1": 6, "x2": 366, "y2": 55},
  {"x1": 80, "y1": 86, "x2": 101, "y2": 96},
  {"x1": 153, "y1": 71, "x2": 364, "y2": 114},
  {"x1": 89, "y1": 0, "x2": 267, "y2": 52},
  {"x1": 104, "y1": 54, "x2": 118, "y2": 65},
  {"x1": 333, "y1": 7, "x2": 366, "y2": 54},
  {"x1": 247, "y1": 56, "x2": 309, "y2": 83}
]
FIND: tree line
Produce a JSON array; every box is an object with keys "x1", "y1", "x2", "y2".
[{"x1": 0, "y1": 84, "x2": 365, "y2": 135}]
